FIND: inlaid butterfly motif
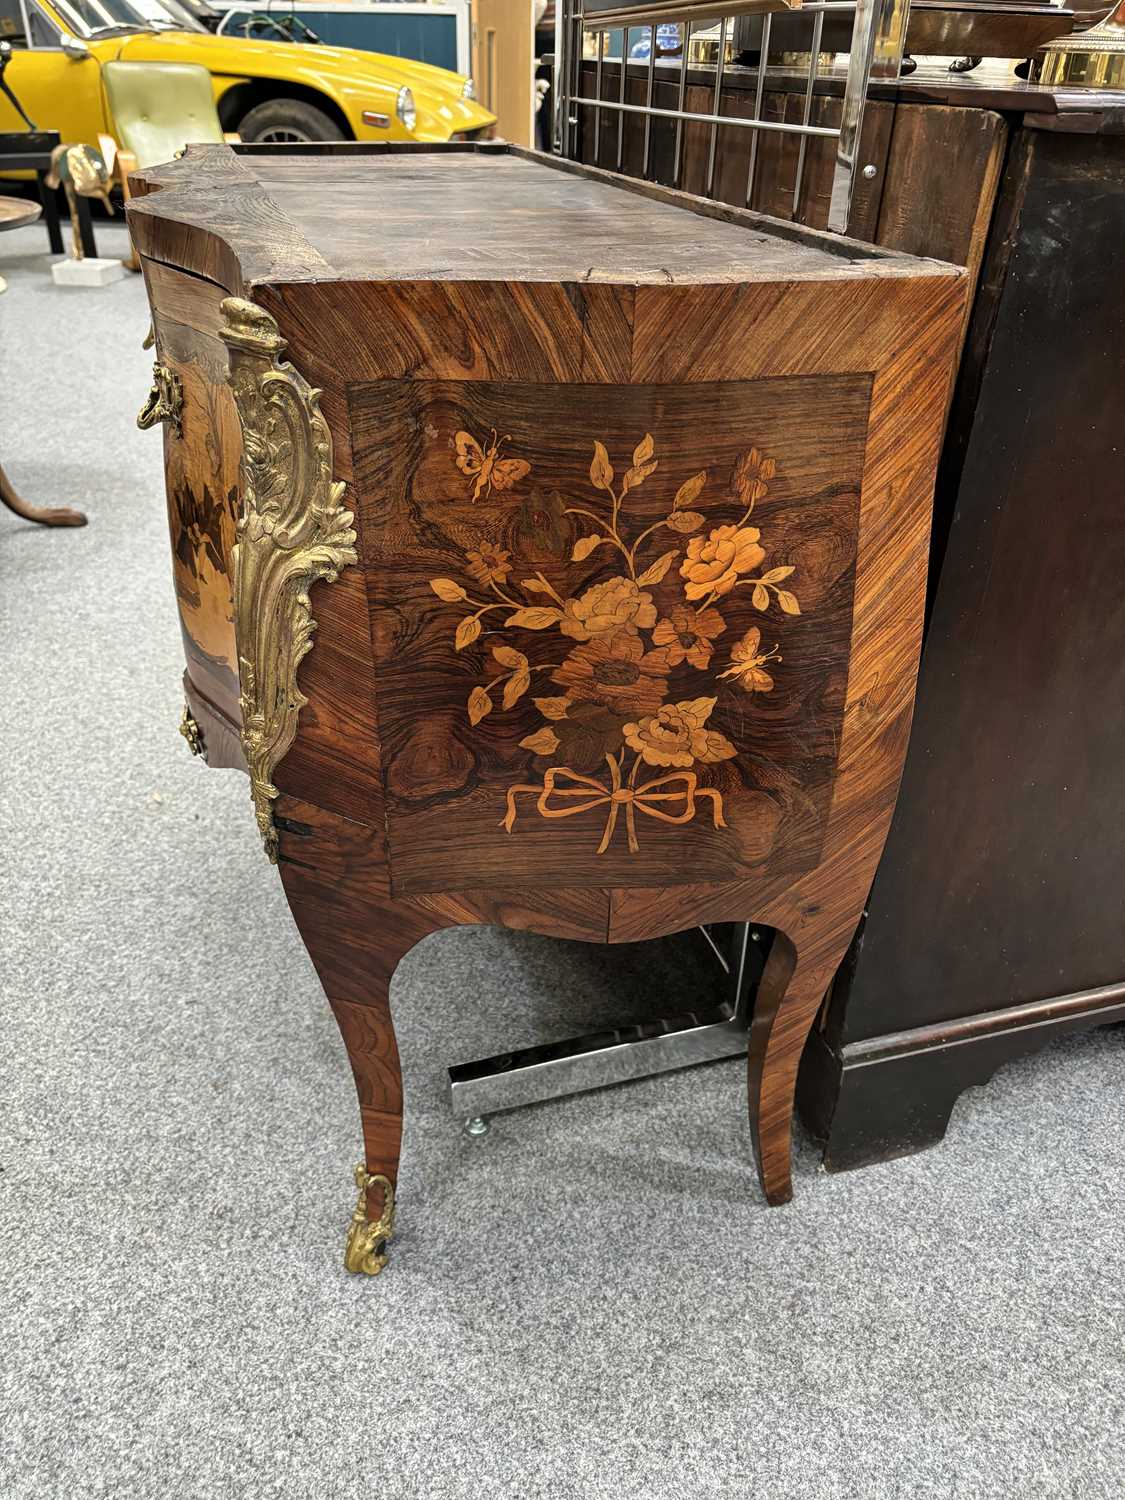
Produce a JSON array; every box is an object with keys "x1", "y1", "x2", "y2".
[
  {"x1": 455, "y1": 428, "x2": 532, "y2": 502},
  {"x1": 717, "y1": 626, "x2": 781, "y2": 693}
]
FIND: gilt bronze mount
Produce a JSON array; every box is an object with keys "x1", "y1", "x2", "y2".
[
  {"x1": 179, "y1": 703, "x2": 203, "y2": 756},
  {"x1": 343, "y1": 1164, "x2": 396, "y2": 1276},
  {"x1": 137, "y1": 363, "x2": 184, "y2": 436},
  {"x1": 219, "y1": 296, "x2": 357, "y2": 862}
]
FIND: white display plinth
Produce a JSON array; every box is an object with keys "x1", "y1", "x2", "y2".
[{"x1": 51, "y1": 257, "x2": 125, "y2": 288}]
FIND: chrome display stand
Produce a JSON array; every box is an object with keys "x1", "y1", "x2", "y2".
[{"x1": 449, "y1": 923, "x2": 763, "y2": 1125}]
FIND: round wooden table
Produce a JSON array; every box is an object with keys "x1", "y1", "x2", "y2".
[
  {"x1": 0, "y1": 192, "x2": 40, "y2": 295},
  {"x1": 1, "y1": 195, "x2": 87, "y2": 528}
]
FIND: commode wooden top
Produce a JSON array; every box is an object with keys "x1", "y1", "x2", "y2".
[{"x1": 126, "y1": 141, "x2": 954, "y2": 290}]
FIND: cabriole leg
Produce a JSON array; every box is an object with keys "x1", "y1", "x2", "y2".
[
  {"x1": 276, "y1": 807, "x2": 436, "y2": 1277},
  {"x1": 748, "y1": 926, "x2": 854, "y2": 1206},
  {"x1": 331, "y1": 988, "x2": 405, "y2": 1276}
]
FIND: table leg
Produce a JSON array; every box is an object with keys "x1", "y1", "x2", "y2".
[
  {"x1": 37, "y1": 173, "x2": 63, "y2": 255},
  {"x1": 0, "y1": 461, "x2": 87, "y2": 528},
  {"x1": 277, "y1": 807, "x2": 439, "y2": 1278},
  {"x1": 747, "y1": 923, "x2": 856, "y2": 1206}
]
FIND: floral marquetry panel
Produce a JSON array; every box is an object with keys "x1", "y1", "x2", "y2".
[{"x1": 352, "y1": 375, "x2": 869, "y2": 895}]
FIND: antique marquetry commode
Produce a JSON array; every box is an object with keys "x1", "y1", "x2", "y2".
[{"x1": 129, "y1": 142, "x2": 965, "y2": 1276}]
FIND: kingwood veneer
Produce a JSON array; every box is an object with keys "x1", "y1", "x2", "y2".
[{"x1": 129, "y1": 142, "x2": 965, "y2": 1275}]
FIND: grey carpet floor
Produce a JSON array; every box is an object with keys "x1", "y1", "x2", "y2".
[{"x1": 2, "y1": 221, "x2": 1123, "y2": 1500}]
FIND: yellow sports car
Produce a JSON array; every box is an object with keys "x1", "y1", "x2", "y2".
[{"x1": 0, "y1": 0, "x2": 495, "y2": 150}]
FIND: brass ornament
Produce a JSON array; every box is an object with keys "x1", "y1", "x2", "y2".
[
  {"x1": 219, "y1": 296, "x2": 357, "y2": 862},
  {"x1": 344, "y1": 1164, "x2": 396, "y2": 1276},
  {"x1": 1039, "y1": 1, "x2": 1125, "y2": 87},
  {"x1": 137, "y1": 363, "x2": 184, "y2": 436},
  {"x1": 179, "y1": 704, "x2": 204, "y2": 756}
]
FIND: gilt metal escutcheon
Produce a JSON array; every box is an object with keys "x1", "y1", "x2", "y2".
[{"x1": 137, "y1": 362, "x2": 183, "y2": 437}]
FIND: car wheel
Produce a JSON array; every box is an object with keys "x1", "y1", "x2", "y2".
[{"x1": 237, "y1": 99, "x2": 343, "y2": 144}]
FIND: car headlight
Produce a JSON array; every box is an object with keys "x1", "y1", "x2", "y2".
[
  {"x1": 462, "y1": 77, "x2": 476, "y2": 101},
  {"x1": 396, "y1": 85, "x2": 417, "y2": 133}
]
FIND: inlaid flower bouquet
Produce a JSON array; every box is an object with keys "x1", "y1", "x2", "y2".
[{"x1": 429, "y1": 432, "x2": 802, "y2": 855}]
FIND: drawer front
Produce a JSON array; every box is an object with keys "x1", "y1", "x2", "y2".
[{"x1": 142, "y1": 258, "x2": 243, "y2": 731}]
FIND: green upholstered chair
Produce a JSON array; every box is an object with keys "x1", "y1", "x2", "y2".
[
  {"x1": 103, "y1": 60, "x2": 227, "y2": 170},
  {"x1": 101, "y1": 61, "x2": 234, "y2": 270}
]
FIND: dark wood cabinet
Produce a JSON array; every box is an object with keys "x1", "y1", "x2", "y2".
[{"x1": 799, "y1": 116, "x2": 1125, "y2": 1167}]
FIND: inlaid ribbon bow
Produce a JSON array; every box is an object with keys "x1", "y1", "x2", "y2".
[{"x1": 502, "y1": 753, "x2": 726, "y2": 855}]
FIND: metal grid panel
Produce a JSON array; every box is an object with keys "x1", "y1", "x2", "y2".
[{"x1": 552, "y1": 0, "x2": 910, "y2": 234}]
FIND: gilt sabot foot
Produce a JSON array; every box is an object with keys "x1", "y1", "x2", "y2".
[{"x1": 343, "y1": 1163, "x2": 396, "y2": 1276}]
